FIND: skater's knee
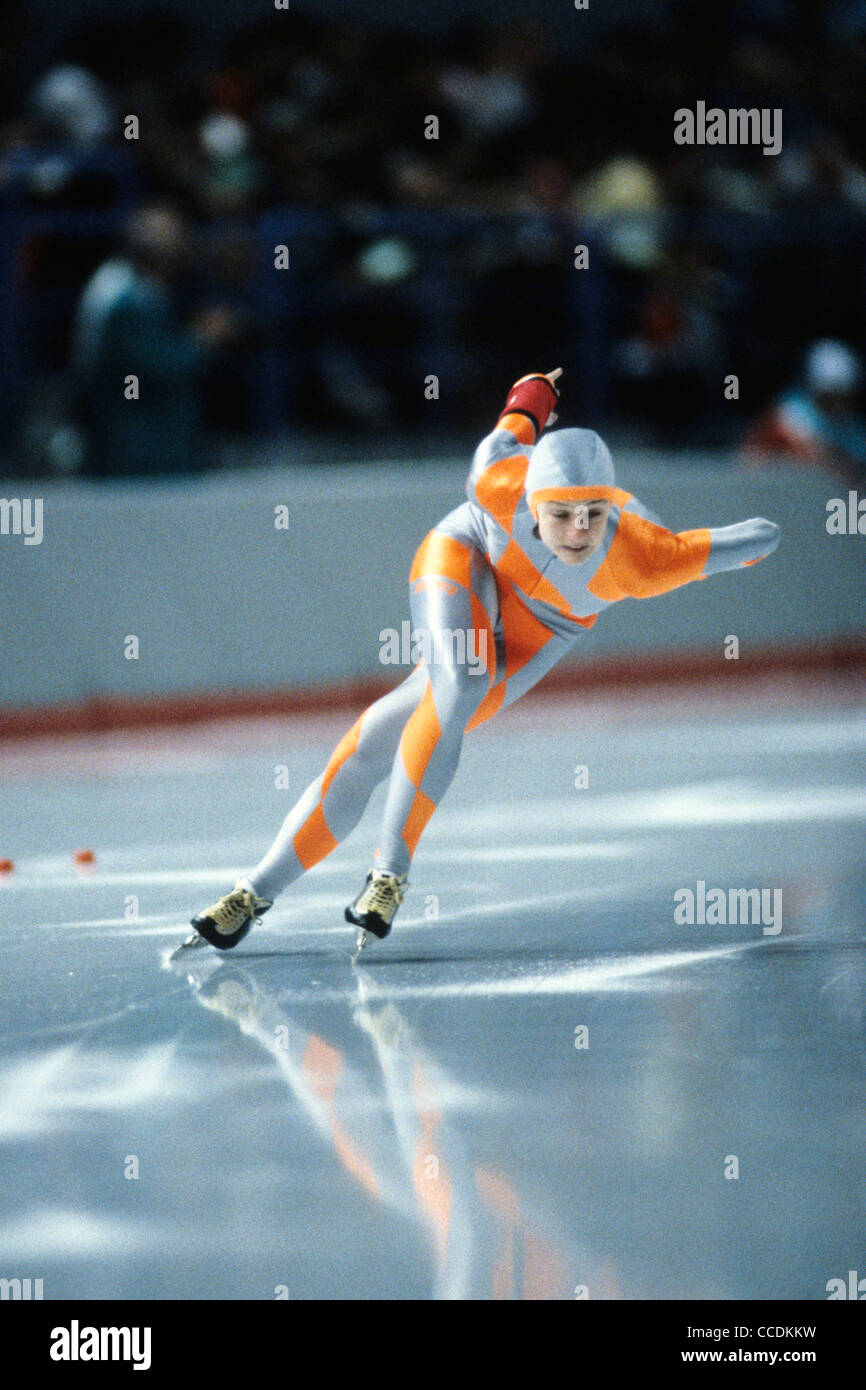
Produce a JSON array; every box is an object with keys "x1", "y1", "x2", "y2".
[{"x1": 428, "y1": 660, "x2": 489, "y2": 721}]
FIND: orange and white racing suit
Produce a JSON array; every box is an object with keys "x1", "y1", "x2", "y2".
[{"x1": 249, "y1": 375, "x2": 780, "y2": 895}]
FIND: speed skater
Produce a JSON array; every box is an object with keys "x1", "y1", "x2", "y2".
[{"x1": 182, "y1": 367, "x2": 780, "y2": 954}]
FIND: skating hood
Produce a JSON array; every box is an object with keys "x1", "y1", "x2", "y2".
[{"x1": 524, "y1": 427, "x2": 616, "y2": 519}]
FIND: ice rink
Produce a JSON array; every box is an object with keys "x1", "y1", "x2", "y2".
[{"x1": 1, "y1": 672, "x2": 864, "y2": 1301}]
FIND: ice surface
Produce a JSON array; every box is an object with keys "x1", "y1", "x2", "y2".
[{"x1": 0, "y1": 677, "x2": 864, "y2": 1299}]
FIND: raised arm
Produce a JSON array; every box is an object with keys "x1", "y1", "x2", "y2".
[{"x1": 467, "y1": 370, "x2": 561, "y2": 499}]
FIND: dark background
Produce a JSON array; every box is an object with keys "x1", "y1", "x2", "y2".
[{"x1": 2, "y1": 0, "x2": 865, "y2": 468}]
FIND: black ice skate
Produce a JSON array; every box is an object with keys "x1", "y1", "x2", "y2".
[
  {"x1": 345, "y1": 869, "x2": 408, "y2": 954},
  {"x1": 182, "y1": 882, "x2": 273, "y2": 952}
]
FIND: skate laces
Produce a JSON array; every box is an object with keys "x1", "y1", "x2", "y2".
[
  {"x1": 363, "y1": 873, "x2": 407, "y2": 915},
  {"x1": 213, "y1": 888, "x2": 260, "y2": 934}
]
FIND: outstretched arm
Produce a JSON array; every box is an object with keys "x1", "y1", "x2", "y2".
[
  {"x1": 595, "y1": 508, "x2": 781, "y2": 600},
  {"x1": 702, "y1": 516, "x2": 781, "y2": 576}
]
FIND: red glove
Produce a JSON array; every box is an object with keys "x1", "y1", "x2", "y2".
[{"x1": 498, "y1": 371, "x2": 560, "y2": 436}]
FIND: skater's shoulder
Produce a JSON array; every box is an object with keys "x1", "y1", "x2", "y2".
[
  {"x1": 471, "y1": 422, "x2": 534, "y2": 471},
  {"x1": 590, "y1": 503, "x2": 710, "y2": 599},
  {"x1": 614, "y1": 492, "x2": 664, "y2": 528},
  {"x1": 468, "y1": 427, "x2": 532, "y2": 521}
]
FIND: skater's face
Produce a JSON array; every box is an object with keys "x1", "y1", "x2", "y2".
[{"x1": 536, "y1": 499, "x2": 611, "y2": 564}]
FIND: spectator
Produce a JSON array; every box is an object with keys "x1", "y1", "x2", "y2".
[
  {"x1": 2, "y1": 4, "x2": 866, "y2": 451},
  {"x1": 614, "y1": 246, "x2": 726, "y2": 445},
  {"x1": 742, "y1": 339, "x2": 866, "y2": 480},
  {"x1": 71, "y1": 205, "x2": 237, "y2": 477},
  {"x1": 29, "y1": 64, "x2": 112, "y2": 147}
]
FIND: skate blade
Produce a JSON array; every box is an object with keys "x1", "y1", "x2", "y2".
[
  {"x1": 352, "y1": 928, "x2": 372, "y2": 963},
  {"x1": 170, "y1": 930, "x2": 210, "y2": 960}
]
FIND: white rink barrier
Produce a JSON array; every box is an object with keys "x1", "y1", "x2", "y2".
[{"x1": 1, "y1": 452, "x2": 862, "y2": 711}]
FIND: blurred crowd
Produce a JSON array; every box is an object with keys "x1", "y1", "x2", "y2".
[
  {"x1": 6, "y1": 2, "x2": 866, "y2": 220},
  {"x1": 1, "y1": 0, "x2": 865, "y2": 475}
]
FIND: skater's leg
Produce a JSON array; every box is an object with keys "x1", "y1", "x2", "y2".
[
  {"x1": 248, "y1": 664, "x2": 427, "y2": 900},
  {"x1": 374, "y1": 568, "x2": 576, "y2": 876},
  {"x1": 373, "y1": 532, "x2": 500, "y2": 877}
]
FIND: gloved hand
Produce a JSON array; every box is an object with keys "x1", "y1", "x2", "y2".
[{"x1": 500, "y1": 367, "x2": 562, "y2": 433}]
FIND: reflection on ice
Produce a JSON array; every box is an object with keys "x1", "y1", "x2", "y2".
[
  {"x1": 174, "y1": 956, "x2": 575, "y2": 1299},
  {"x1": 0, "y1": 1042, "x2": 177, "y2": 1139}
]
